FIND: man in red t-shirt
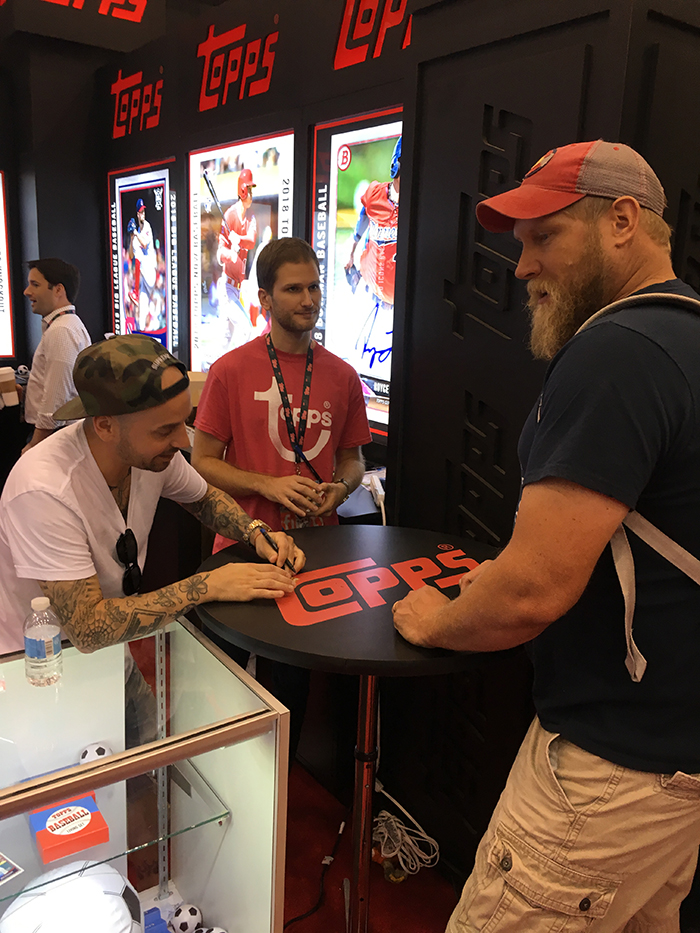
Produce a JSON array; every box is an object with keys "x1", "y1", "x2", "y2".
[
  {"x1": 193, "y1": 237, "x2": 371, "y2": 763},
  {"x1": 193, "y1": 237, "x2": 371, "y2": 553}
]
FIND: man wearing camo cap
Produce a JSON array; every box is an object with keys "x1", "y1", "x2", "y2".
[
  {"x1": 394, "y1": 141, "x2": 700, "y2": 932},
  {"x1": 0, "y1": 333, "x2": 304, "y2": 658}
]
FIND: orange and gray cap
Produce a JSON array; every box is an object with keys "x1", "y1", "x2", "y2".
[
  {"x1": 476, "y1": 140, "x2": 667, "y2": 233},
  {"x1": 54, "y1": 334, "x2": 189, "y2": 420}
]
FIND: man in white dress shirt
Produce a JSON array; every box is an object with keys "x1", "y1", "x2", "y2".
[{"x1": 22, "y1": 258, "x2": 91, "y2": 454}]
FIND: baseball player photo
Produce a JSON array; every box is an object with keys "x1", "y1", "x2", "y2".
[
  {"x1": 320, "y1": 120, "x2": 402, "y2": 429},
  {"x1": 110, "y1": 167, "x2": 173, "y2": 350},
  {"x1": 189, "y1": 132, "x2": 295, "y2": 373}
]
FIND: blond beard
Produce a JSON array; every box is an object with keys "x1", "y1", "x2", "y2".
[{"x1": 527, "y1": 233, "x2": 610, "y2": 360}]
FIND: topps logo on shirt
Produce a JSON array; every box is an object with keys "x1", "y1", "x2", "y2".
[
  {"x1": 111, "y1": 68, "x2": 163, "y2": 139},
  {"x1": 277, "y1": 548, "x2": 479, "y2": 626},
  {"x1": 197, "y1": 22, "x2": 278, "y2": 112},
  {"x1": 334, "y1": 0, "x2": 412, "y2": 71}
]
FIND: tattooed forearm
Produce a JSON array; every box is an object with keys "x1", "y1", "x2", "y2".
[
  {"x1": 40, "y1": 572, "x2": 214, "y2": 653},
  {"x1": 181, "y1": 484, "x2": 254, "y2": 542}
]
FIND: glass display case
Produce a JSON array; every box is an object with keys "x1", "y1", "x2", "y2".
[{"x1": 0, "y1": 617, "x2": 289, "y2": 932}]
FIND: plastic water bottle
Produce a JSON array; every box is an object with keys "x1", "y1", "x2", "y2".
[{"x1": 24, "y1": 597, "x2": 63, "y2": 686}]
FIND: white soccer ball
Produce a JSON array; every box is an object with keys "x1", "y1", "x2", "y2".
[
  {"x1": 196, "y1": 927, "x2": 227, "y2": 933},
  {"x1": 170, "y1": 905, "x2": 202, "y2": 933},
  {"x1": 0, "y1": 860, "x2": 143, "y2": 932},
  {"x1": 79, "y1": 742, "x2": 113, "y2": 763}
]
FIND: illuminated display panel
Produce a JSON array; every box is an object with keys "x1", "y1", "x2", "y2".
[
  {"x1": 189, "y1": 131, "x2": 294, "y2": 373},
  {"x1": 0, "y1": 172, "x2": 14, "y2": 358},
  {"x1": 108, "y1": 162, "x2": 177, "y2": 352},
  {"x1": 312, "y1": 111, "x2": 402, "y2": 440}
]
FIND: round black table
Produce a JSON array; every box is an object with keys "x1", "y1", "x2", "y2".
[{"x1": 196, "y1": 524, "x2": 495, "y2": 933}]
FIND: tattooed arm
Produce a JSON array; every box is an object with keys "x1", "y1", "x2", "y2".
[
  {"x1": 180, "y1": 483, "x2": 305, "y2": 571},
  {"x1": 39, "y1": 559, "x2": 297, "y2": 653}
]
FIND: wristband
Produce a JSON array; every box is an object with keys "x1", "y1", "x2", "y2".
[{"x1": 336, "y1": 478, "x2": 351, "y2": 503}]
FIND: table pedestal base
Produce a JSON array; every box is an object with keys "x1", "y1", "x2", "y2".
[{"x1": 349, "y1": 674, "x2": 379, "y2": 933}]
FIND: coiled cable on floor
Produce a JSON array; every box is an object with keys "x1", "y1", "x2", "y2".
[{"x1": 372, "y1": 807, "x2": 440, "y2": 875}]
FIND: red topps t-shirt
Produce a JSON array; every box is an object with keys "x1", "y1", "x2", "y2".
[
  {"x1": 195, "y1": 336, "x2": 372, "y2": 551},
  {"x1": 359, "y1": 181, "x2": 399, "y2": 305}
]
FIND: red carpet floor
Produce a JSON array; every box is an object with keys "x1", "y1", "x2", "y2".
[{"x1": 285, "y1": 763, "x2": 459, "y2": 932}]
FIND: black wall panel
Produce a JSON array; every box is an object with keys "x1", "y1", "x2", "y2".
[{"x1": 393, "y1": 5, "x2": 634, "y2": 542}]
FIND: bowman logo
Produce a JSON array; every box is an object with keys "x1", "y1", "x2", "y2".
[
  {"x1": 334, "y1": 0, "x2": 412, "y2": 71},
  {"x1": 277, "y1": 548, "x2": 479, "y2": 626},
  {"x1": 197, "y1": 22, "x2": 278, "y2": 112}
]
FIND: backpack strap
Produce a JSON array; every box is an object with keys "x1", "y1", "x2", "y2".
[
  {"x1": 578, "y1": 291, "x2": 700, "y2": 681},
  {"x1": 575, "y1": 292, "x2": 700, "y2": 334},
  {"x1": 612, "y1": 513, "x2": 700, "y2": 683}
]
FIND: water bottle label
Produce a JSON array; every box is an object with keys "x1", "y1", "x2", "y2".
[{"x1": 25, "y1": 633, "x2": 61, "y2": 660}]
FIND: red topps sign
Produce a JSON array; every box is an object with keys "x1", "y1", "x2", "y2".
[
  {"x1": 197, "y1": 23, "x2": 278, "y2": 112},
  {"x1": 111, "y1": 69, "x2": 163, "y2": 138},
  {"x1": 277, "y1": 548, "x2": 478, "y2": 627},
  {"x1": 334, "y1": 0, "x2": 412, "y2": 71},
  {"x1": 41, "y1": 0, "x2": 147, "y2": 23}
]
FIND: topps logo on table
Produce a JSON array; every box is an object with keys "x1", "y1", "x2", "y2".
[{"x1": 278, "y1": 549, "x2": 478, "y2": 626}]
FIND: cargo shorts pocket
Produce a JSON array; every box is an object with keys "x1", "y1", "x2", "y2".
[
  {"x1": 657, "y1": 770, "x2": 700, "y2": 801},
  {"x1": 459, "y1": 824, "x2": 620, "y2": 932}
]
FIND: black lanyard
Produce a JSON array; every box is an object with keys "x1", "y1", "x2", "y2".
[
  {"x1": 265, "y1": 334, "x2": 323, "y2": 482},
  {"x1": 45, "y1": 308, "x2": 75, "y2": 328}
]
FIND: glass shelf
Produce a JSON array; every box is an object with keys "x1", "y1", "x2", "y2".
[{"x1": 0, "y1": 757, "x2": 229, "y2": 905}]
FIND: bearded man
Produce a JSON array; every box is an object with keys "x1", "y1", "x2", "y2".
[{"x1": 393, "y1": 141, "x2": 700, "y2": 932}]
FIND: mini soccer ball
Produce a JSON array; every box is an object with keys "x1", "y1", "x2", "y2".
[
  {"x1": 171, "y1": 904, "x2": 201, "y2": 933},
  {"x1": 79, "y1": 742, "x2": 113, "y2": 763},
  {"x1": 0, "y1": 859, "x2": 143, "y2": 932},
  {"x1": 196, "y1": 927, "x2": 227, "y2": 933}
]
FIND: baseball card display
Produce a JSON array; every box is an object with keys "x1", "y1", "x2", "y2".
[
  {"x1": 108, "y1": 163, "x2": 177, "y2": 352},
  {"x1": 189, "y1": 131, "x2": 294, "y2": 373},
  {"x1": 312, "y1": 112, "x2": 402, "y2": 436},
  {"x1": 0, "y1": 853, "x2": 23, "y2": 888},
  {"x1": 0, "y1": 173, "x2": 14, "y2": 359}
]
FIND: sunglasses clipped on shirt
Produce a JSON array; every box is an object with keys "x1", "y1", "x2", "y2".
[{"x1": 116, "y1": 528, "x2": 142, "y2": 597}]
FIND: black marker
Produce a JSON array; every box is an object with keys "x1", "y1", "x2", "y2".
[{"x1": 258, "y1": 526, "x2": 296, "y2": 574}]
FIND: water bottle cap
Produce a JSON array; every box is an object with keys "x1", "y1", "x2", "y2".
[{"x1": 31, "y1": 596, "x2": 50, "y2": 611}]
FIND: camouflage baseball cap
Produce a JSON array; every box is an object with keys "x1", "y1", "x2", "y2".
[{"x1": 54, "y1": 334, "x2": 189, "y2": 420}]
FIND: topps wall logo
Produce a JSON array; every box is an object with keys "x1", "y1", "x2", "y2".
[
  {"x1": 197, "y1": 22, "x2": 278, "y2": 112},
  {"x1": 277, "y1": 549, "x2": 478, "y2": 626},
  {"x1": 41, "y1": 0, "x2": 148, "y2": 23},
  {"x1": 111, "y1": 69, "x2": 163, "y2": 138},
  {"x1": 334, "y1": 0, "x2": 412, "y2": 71}
]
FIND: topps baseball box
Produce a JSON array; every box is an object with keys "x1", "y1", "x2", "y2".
[{"x1": 29, "y1": 793, "x2": 109, "y2": 863}]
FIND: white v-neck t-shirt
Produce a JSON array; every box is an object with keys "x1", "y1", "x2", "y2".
[{"x1": 0, "y1": 421, "x2": 207, "y2": 655}]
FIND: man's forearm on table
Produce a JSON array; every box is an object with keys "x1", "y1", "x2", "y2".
[
  {"x1": 41, "y1": 573, "x2": 221, "y2": 653},
  {"x1": 417, "y1": 557, "x2": 570, "y2": 652}
]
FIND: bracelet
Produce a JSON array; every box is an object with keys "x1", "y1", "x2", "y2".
[
  {"x1": 242, "y1": 518, "x2": 272, "y2": 546},
  {"x1": 335, "y1": 478, "x2": 351, "y2": 503}
]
